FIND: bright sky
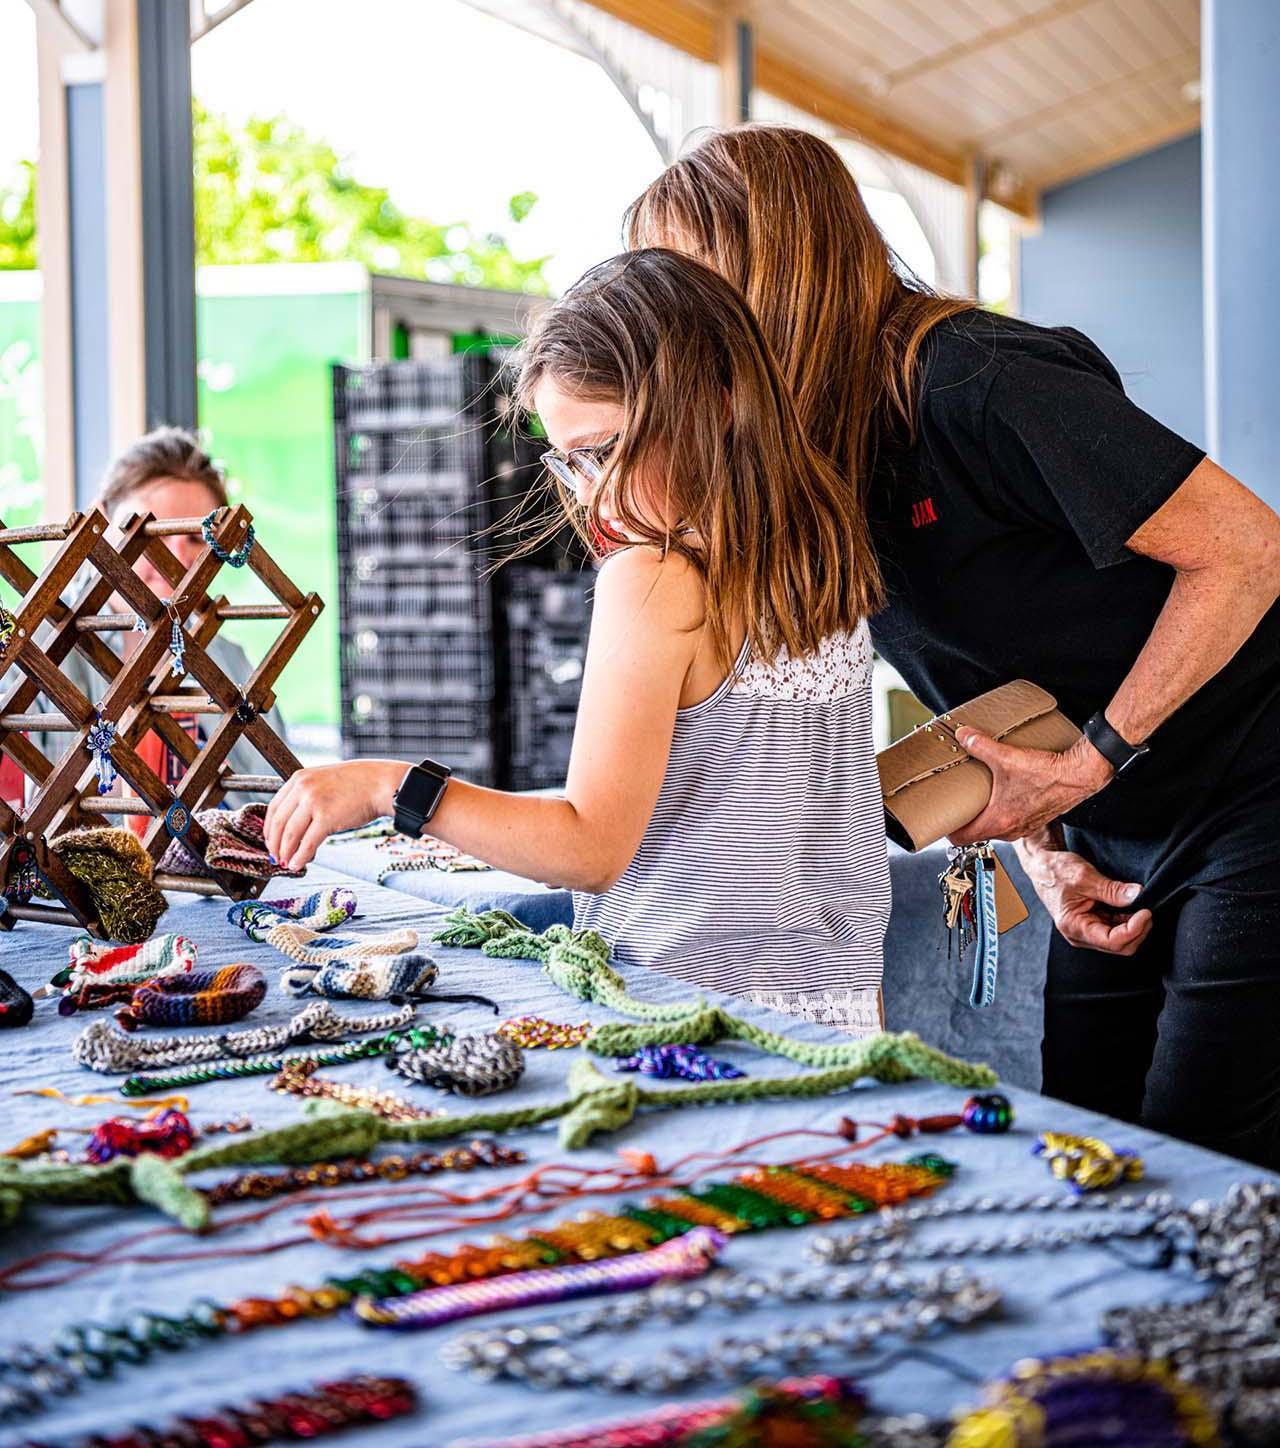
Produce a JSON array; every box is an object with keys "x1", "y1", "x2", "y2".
[{"x1": 0, "y1": 0, "x2": 938, "y2": 292}]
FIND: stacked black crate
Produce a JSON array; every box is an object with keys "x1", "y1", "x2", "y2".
[
  {"x1": 334, "y1": 354, "x2": 593, "y2": 789},
  {"x1": 334, "y1": 356, "x2": 499, "y2": 782}
]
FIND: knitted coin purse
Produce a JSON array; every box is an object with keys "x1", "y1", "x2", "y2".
[
  {"x1": 115, "y1": 963, "x2": 268, "y2": 1031},
  {"x1": 160, "y1": 802, "x2": 303, "y2": 882},
  {"x1": 50, "y1": 827, "x2": 168, "y2": 943}
]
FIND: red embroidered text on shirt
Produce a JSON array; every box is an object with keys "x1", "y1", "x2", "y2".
[{"x1": 911, "y1": 497, "x2": 939, "y2": 529}]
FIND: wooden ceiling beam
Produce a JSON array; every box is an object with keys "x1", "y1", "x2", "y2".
[{"x1": 582, "y1": 0, "x2": 1040, "y2": 219}]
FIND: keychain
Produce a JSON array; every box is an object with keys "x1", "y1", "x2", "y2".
[{"x1": 938, "y1": 844, "x2": 1000, "y2": 1010}]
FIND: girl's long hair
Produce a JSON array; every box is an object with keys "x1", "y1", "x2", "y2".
[
  {"x1": 625, "y1": 124, "x2": 973, "y2": 522},
  {"x1": 518, "y1": 247, "x2": 883, "y2": 670}
]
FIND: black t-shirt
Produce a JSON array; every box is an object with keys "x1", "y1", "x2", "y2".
[{"x1": 869, "y1": 309, "x2": 1280, "y2": 899}]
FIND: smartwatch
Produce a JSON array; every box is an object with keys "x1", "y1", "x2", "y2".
[
  {"x1": 392, "y1": 757, "x2": 452, "y2": 838},
  {"x1": 1082, "y1": 711, "x2": 1150, "y2": 777}
]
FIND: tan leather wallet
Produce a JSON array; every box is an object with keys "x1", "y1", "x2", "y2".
[{"x1": 877, "y1": 679, "x2": 1081, "y2": 853}]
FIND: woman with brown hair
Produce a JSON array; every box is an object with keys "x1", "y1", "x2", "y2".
[
  {"x1": 628, "y1": 124, "x2": 1280, "y2": 1168},
  {"x1": 267, "y1": 247, "x2": 893, "y2": 1034}
]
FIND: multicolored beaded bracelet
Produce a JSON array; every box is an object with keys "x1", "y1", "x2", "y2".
[
  {"x1": 355, "y1": 1224, "x2": 726, "y2": 1329},
  {"x1": 201, "y1": 1139, "x2": 526, "y2": 1206}
]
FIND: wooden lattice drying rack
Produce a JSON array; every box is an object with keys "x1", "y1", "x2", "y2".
[{"x1": 0, "y1": 504, "x2": 322, "y2": 936}]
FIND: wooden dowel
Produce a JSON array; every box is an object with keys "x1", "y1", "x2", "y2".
[
  {"x1": 78, "y1": 797, "x2": 156, "y2": 815},
  {"x1": 150, "y1": 695, "x2": 221, "y2": 714},
  {"x1": 0, "y1": 522, "x2": 76, "y2": 545},
  {"x1": 221, "y1": 774, "x2": 284, "y2": 792},
  {"x1": 154, "y1": 872, "x2": 224, "y2": 896},
  {"x1": 0, "y1": 713, "x2": 76, "y2": 731},
  {"x1": 5, "y1": 902, "x2": 80, "y2": 925},
  {"x1": 142, "y1": 517, "x2": 208, "y2": 537},
  {"x1": 216, "y1": 604, "x2": 290, "y2": 620},
  {"x1": 76, "y1": 614, "x2": 146, "y2": 631}
]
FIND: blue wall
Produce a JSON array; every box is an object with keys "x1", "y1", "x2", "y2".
[{"x1": 1019, "y1": 133, "x2": 1204, "y2": 448}]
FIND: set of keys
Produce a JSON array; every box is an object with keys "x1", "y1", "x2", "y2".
[{"x1": 938, "y1": 844, "x2": 1001, "y2": 1009}]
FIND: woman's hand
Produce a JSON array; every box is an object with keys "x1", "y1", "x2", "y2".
[
  {"x1": 1014, "y1": 827, "x2": 1153, "y2": 956},
  {"x1": 264, "y1": 759, "x2": 406, "y2": 872},
  {"x1": 947, "y1": 731, "x2": 1114, "y2": 845}
]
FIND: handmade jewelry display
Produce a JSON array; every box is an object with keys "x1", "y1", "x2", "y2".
[
  {"x1": 1034, "y1": 1130, "x2": 1144, "y2": 1193},
  {"x1": 73, "y1": 1000, "x2": 417, "y2": 1074},
  {"x1": 388, "y1": 1028, "x2": 527, "y2": 1096},
  {"x1": 496, "y1": 1015, "x2": 590, "y2": 1050},
  {"x1": 0, "y1": 504, "x2": 320, "y2": 939},
  {"x1": 201, "y1": 1139, "x2": 525, "y2": 1206},
  {"x1": 442, "y1": 1259, "x2": 1002, "y2": 1392},
  {"x1": 28, "y1": 1373, "x2": 418, "y2": 1447},
  {"x1": 358, "y1": 1223, "x2": 727, "y2": 1329},
  {"x1": 0, "y1": 1046, "x2": 994, "y2": 1230},
  {"x1": 432, "y1": 908, "x2": 1001, "y2": 1085},
  {"x1": 271, "y1": 1057, "x2": 444, "y2": 1121}
]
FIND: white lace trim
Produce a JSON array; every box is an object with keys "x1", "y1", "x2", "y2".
[
  {"x1": 731, "y1": 622, "x2": 872, "y2": 703},
  {"x1": 744, "y1": 986, "x2": 882, "y2": 1039}
]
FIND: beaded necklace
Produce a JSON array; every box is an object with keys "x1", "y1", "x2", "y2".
[
  {"x1": 442, "y1": 1259, "x2": 1002, "y2": 1393},
  {"x1": 201, "y1": 1139, "x2": 525, "y2": 1206},
  {"x1": 270, "y1": 1057, "x2": 442, "y2": 1121},
  {"x1": 53, "y1": 1373, "x2": 416, "y2": 1448}
]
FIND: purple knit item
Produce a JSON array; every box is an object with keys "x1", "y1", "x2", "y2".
[{"x1": 352, "y1": 1226, "x2": 726, "y2": 1330}]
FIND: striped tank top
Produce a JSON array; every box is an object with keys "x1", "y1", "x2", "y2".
[{"x1": 573, "y1": 620, "x2": 890, "y2": 1035}]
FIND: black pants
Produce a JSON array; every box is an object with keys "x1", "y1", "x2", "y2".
[{"x1": 1042, "y1": 855, "x2": 1280, "y2": 1171}]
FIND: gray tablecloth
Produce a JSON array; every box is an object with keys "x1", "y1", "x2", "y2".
[{"x1": 0, "y1": 865, "x2": 1262, "y2": 1445}]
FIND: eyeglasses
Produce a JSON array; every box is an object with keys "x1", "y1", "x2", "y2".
[{"x1": 540, "y1": 436, "x2": 618, "y2": 492}]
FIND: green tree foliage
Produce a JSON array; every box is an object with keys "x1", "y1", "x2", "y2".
[
  {"x1": 0, "y1": 162, "x2": 36, "y2": 270},
  {"x1": 0, "y1": 103, "x2": 549, "y2": 293}
]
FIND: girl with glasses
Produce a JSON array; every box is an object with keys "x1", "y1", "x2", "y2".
[{"x1": 266, "y1": 247, "x2": 891, "y2": 1034}]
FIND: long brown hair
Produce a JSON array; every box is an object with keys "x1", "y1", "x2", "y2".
[
  {"x1": 519, "y1": 247, "x2": 883, "y2": 670},
  {"x1": 626, "y1": 125, "x2": 973, "y2": 519}
]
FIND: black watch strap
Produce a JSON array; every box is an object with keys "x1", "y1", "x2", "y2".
[
  {"x1": 392, "y1": 757, "x2": 452, "y2": 837},
  {"x1": 1083, "y1": 711, "x2": 1149, "y2": 776}
]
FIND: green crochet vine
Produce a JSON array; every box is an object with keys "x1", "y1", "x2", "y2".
[
  {"x1": 432, "y1": 907, "x2": 998, "y2": 1073},
  {"x1": 0, "y1": 1043, "x2": 994, "y2": 1232}
]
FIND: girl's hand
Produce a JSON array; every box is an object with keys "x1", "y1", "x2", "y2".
[{"x1": 264, "y1": 759, "x2": 407, "y2": 872}]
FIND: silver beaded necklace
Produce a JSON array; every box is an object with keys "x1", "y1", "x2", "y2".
[{"x1": 442, "y1": 1261, "x2": 1001, "y2": 1393}]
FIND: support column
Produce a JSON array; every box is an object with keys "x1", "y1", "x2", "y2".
[
  {"x1": 718, "y1": 10, "x2": 752, "y2": 127},
  {"x1": 962, "y1": 152, "x2": 985, "y2": 300},
  {"x1": 1203, "y1": 0, "x2": 1280, "y2": 507},
  {"x1": 136, "y1": 0, "x2": 197, "y2": 431}
]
